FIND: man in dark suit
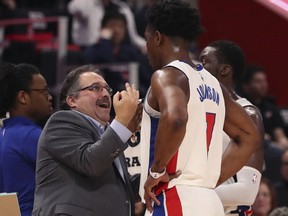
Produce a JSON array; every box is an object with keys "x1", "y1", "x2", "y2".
[{"x1": 32, "y1": 64, "x2": 141, "y2": 216}]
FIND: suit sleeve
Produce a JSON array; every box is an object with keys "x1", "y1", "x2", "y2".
[{"x1": 40, "y1": 111, "x2": 129, "y2": 177}]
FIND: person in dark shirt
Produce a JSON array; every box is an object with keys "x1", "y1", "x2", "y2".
[
  {"x1": 83, "y1": 11, "x2": 152, "y2": 98},
  {"x1": 239, "y1": 65, "x2": 288, "y2": 149},
  {"x1": 274, "y1": 148, "x2": 288, "y2": 206}
]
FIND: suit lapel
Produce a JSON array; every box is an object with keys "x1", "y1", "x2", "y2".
[
  {"x1": 118, "y1": 153, "x2": 135, "y2": 215},
  {"x1": 118, "y1": 154, "x2": 130, "y2": 183}
]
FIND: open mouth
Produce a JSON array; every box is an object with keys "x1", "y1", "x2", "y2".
[
  {"x1": 97, "y1": 97, "x2": 110, "y2": 109},
  {"x1": 99, "y1": 103, "x2": 109, "y2": 109}
]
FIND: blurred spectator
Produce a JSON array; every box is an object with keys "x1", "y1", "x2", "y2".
[
  {"x1": 68, "y1": 0, "x2": 146, "y2": 52},
  {"x1": 0, "y1": 0, "x2": 16, "y2": 11},
  {"x1": 133, "y1": 0, "x2": 154, "y2": 38},
  {"x1": 252, "y1": 177, "x2": 278, "y2": 216},
  {"x1": 0, "y1": 0, "x2": 16, "y2": 57},
  {"x1": 269, "y1": 207, "x2": 288, "y2": 216},
  {"x1": 263, "y1": 139, "x2": 284, "y2": 184},
  {"x1": 274, "y1": 148, "x2": 288, "y2": 207},
  {"x1": 0, "y1": 0, "x2": 17, "y2": 37},
  {"x1": 0, "y1": 0, "x2": 71, "y2": 68},
  {"x1": 83, "y1": 11, "x2": 152, "y2": 97},
  {"x1": 239, "y1": 65, "x2": 288, "y2": 149},
  {"x1": 0, "y1": 0, "x2": 69, "y2": 9}
]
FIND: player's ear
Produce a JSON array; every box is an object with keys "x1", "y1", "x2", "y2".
[
  {"x1": 17, "y1": 90, "x2": 29, "y2": 105},
  {"x1": 155, "y1": 30, "x2": 163, "y2": 46},
  {"x1": 220, "y1": 64, "x2": 231, "y2": 77}
]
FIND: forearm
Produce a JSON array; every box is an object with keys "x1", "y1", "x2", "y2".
[
  {"x1": 215, "y1": 166, "x2": 261, "y2": 206},
  {"x1": 45, "y1": 112, "x2": 129, "y2": 177},
  {"x1": 151, "y1": 114, "x2": 186, "y2": 172},
  {"x1": 218, "y1": 135, "x2": 260, "y2": 185}
]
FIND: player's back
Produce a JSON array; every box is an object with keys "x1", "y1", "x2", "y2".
[
  {"x1": 140, "y1": 60, "x2": 225, "y2": 191},
  {"x1": 164, "y1": 60, "x2": 225, "y2": 189}
]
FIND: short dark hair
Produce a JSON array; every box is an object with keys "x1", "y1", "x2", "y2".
[
  {"x1": 146, "y1": 0, "x2": 203, "y2": 42},
  {"x1": 101, "y1": 11, "x2": 127, "y2": 28},
  {"x1": 0, "y1": 62, "x2": 40, "y2": 118},
  {"x1": 208, "y1": 40, "x2": 246, "y2": 83},
  {"x1": 59, "y1": 65, "x2": 103, "y2": 110},
  {"x1": 241, "y1": 65, "x2": 265, "y2": 85}
]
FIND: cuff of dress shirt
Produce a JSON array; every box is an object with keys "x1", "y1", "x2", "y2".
[{"x1": 110, "y1": 119, "x2": 133, "y2": 143}]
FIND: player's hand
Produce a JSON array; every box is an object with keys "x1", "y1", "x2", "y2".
[
  {"x1": 127, "y1": 100, "x2": 143, "y2": 132},
  {"x1": 144, "y1": 170, "x2": 181, "y2": 213}
]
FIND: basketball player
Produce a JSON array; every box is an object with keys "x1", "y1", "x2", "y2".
[
  {"x1": 199, "y1": 40, "x2": 264, "y2": 215},
  {"x1": 139, "y1": 1, "x2": 262, "y2": 215}
]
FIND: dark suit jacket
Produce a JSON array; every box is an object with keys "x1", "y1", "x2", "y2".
[{"x1": 32, "y1": 110, "x2": 135, "y2": 216}]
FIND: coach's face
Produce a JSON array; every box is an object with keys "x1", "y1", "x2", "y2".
[{"x1": 70, "y1": 72, "x2": 112, "y2": 125}]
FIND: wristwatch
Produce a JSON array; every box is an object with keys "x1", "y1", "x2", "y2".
[{"x1": 149, "y1": 167, "x2": 166, "y2": 179}]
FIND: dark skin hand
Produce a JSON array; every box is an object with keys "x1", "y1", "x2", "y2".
[
  {"x1": 127, "y1": 101, "x2": 143, "y2": 133},
  {"x1": 144, "y1": 170, "x2": 182, "y2": 213}
]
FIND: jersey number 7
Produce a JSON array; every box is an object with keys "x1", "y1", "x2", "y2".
[{"x1": 206, "y1": 113, "x2": 216, "y2": 153}]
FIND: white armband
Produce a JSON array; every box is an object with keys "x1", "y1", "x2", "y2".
[
  {"x1": 215, "y1": 166, "x2": 261, "y2": 207},
  {"x1": 149, "y1": 168, "x2": 166, "y2": 179}
]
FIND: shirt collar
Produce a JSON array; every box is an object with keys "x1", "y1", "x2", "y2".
[{"x1": 72, "y1": 110, "x2": 108, "y2": 132}]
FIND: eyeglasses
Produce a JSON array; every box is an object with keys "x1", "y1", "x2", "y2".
[
  {"x1": 29, "y1": 88, "x2": 50, "y2": 98},
  {"x1": 77, "y1": 83, "x2": 113, "y2": 96}
]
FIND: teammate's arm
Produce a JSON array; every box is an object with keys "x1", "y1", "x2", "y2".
[
  {"x1": 243, "y1": 106, "x2": 264, "y2": 172},
  {"x1": 217, "y1": 85, "x2": 262, "y2": 186},
  {"x1": 216, "y1": 105, "x2": 264, "y2": 207}
]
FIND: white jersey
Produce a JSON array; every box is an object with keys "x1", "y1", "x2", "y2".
[
  {"x1": 124, "y1": 131, "x2": 141, "y2": 175},
  {"x1": 139, "y1": 60, "x2": 225, "y2": 200}
]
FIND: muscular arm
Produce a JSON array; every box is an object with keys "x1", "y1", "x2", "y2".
[
  {"x1": 217, "y1": 86, "x2": 262, "y2": 185},
  {"x1": 244, "y1": 106, "x2": 264, "y2": 172},
  {"x1": 215, "y1": 106, "x2": 264, "y2": 207},
  {"x1": 149, "y1": 68, "x2": 189, "y2": 172}
]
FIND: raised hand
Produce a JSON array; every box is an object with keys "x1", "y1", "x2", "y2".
[{"x1": 113, "y1": 83, "x2": 139, "y2": 127}]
